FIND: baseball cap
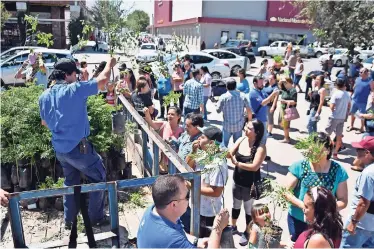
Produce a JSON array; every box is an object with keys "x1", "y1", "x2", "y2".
[
  {"x1": 54, "y1": 58, "x2": 80, "y2": 74},
  {"x1": 351, "y1": 136, "x2": 374, "y2": 151},
  {"x1": 97, "y1": 61, "x2": 107, "y2": 71},
  {"x1": 118, "y1": 63, "x2": 127, "y2": 71},
  {"x1": 198, "y1": 126, "x2": 223, "y2": 143}
]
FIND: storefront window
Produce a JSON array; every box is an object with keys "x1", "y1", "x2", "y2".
[
  {"x1": 220, "y1": 31, "x2": 229, "y2": 45},
  {"x1": 236, "y1": 32, "x2": 244, "y2": 40},
  {"x1": 250, "y1": 31, "x2": 259, "y2": 47}
]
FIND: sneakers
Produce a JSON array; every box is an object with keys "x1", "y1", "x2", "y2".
[
  {"x1": 268, "y1": 133, "x2": 273, "y2": 138},
  {"x1": 239, "y1": 232, "x2": 249, "y2": 246},
  {"x1": 231, "y1": 225, "x2": 239, "y2": 235},
  {"x1": 265, "y1": 156, "x2": 271, "y2": 161},
  {"x1": 338, "y1": 146, "x2": 347, "y2": 153}
]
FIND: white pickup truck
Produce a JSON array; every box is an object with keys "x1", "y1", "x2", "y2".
[{"x1": 258, "y1": 41, "x2": 312, "y2": 58}]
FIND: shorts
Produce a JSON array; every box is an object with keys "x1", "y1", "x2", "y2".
[
  {"x1": 267, "y1": 107, "x2": 274, "y2": 125},
  {"x1": 279, "y1": 108, "x2": 291, "y2": 128},
  {"x1": 350, "y1": 101, "x2": 367, "y2": 115},
  {"x1": 325, "y1": 118, "x2": 345, "y2": 136}
]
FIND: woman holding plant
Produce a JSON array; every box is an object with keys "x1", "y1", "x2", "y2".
[
  {"x1": 294, "y1": 186, "x2": 343, "y2": 248},
  {"x1": 307, "y1": 75, "x2": 326, "y2": 134},
  {"x1": 228, "y1": 119, "x2": 266, "y2": 245},
  {"x1": 279, "y1": 77, "x2": 298, "y2": 143},
  {"x1": 143, "y1": 106, "x2": 184, "y2": 174},
  {"x1": 171, "y1": 62, "x2": 184, "y2": 109},
  {"x1": 284, "y1": 132, "x2": 348, "y2": 242}
]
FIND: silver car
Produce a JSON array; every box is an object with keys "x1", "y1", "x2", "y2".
[{"x1": 1, "y1": 48, "x2": 73, "y2": 86}]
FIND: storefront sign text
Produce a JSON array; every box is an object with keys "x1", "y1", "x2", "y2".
[{"x1": 270, "y1": 16, "x2": 312, "y2": 24}]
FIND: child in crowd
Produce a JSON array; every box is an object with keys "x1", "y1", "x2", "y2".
[
  {"x1": 105, "y1": 82, "x2": 116, "y2": 107},
  {"x1": 246, "y1": 203, "x2": 292, "y2": 248},
  {"x1": 80, "y1": 61, "x2": 89, "y2": 81}
]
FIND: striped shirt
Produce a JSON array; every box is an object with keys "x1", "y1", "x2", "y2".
[
  {"x1": 183, "y1": 78, "x2": 204, "y2": 110},
  {"x1": 217, "y1": 90, "x2": 250, "y2": 132}
]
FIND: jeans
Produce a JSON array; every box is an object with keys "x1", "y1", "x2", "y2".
[
  {"x1": 294, "y1": 75, "x2": 302, "y2": 86},
  {"x1": 289, "y1": 68, "x2": 295, "y2": 82},
  {"x1": 222, "y1": 129, "x2": 242, "y2": 148},
  {"x1": 180, "y1": 206, "x2": 191, "y2": 233},
  {"x1": 203, "y1": 96, "x2": 209, "y2": 120},
  {"x1": 287, "y1": 213, "x2": 308, "y2": 242},
  {"x1": 341, "y1": 226, "x2": 374, "y2": 248},
  {"x1": 56, "y1": 141, "x2": 106, "y2": 224},
  {"x1": 260, "y1": 121, "x2": 268, "y2": 145},
  {"x1": 184, "y1": 107, "x2": 200, "y2": 116},
  {"x1": 307, "y1": 109, "x2": 318, "y2": 134}
]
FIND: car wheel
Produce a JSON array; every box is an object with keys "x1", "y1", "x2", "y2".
[
  {"x1": 261, "y1": 51, "x2": 266, "y2": 58},
  {"x1": 99, "y1": 48, "x2": 103, "y2": 52},
  {"x1": 315, "y1": 51, "x2": 323, "y2": 58},
  {"x1": 211, "y1": 72, "x2": 222, "y2": 80},
  {"x1": 231, "y1": 65, "x2": 241, "y2": 76},
  {"x1": 335, "y1": 59, "x2": 343, "y2": 67}
]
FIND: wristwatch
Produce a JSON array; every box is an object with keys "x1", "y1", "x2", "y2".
[
  {"x1": 351, "y1": 216, "x2": 359, "y2": 224},
  {"x1": 193, "y1": 237, "x2": 198, "y2": 246}
]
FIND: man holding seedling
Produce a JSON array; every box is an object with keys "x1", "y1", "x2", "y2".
[{"x1": 39, "y1": 57, "x2": 116, "y2": 229}]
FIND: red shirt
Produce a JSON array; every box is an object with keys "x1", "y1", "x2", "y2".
[{"x1": 294, "y1": 230, "x2": 341, "y2": 248}]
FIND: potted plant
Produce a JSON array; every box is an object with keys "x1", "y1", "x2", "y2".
[
  {"x1": 273, "y1": 55, "x2": 283, "y2": 70},
  {"x1": 258, "y1": 179, "x2": 293, "y2": 249},
  {"x1": 37, "y1": 176, "x2": 55, "y2": 210}
]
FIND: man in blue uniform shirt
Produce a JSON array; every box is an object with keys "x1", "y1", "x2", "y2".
[
  {"x1": 39, "y1": 57, "x2": 116, "y2": 228},
  {"x1": 137, "y1": 175, "x2": 229, "y2": 248}
]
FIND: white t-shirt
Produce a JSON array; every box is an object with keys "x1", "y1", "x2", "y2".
[
  {"x1": 201, "y1": 73, "x2": 212, "y2": 97},
  {"x1": 195, "y1": 160, "x2": 228, "y2": 217}
]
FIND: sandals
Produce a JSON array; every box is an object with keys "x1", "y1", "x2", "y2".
[
  {"x1": 346, "y1": 127, "x2": 354, "y2": 132},
  {"x1": 355, "y1": 130, "x2": 364, "y2": 134}
]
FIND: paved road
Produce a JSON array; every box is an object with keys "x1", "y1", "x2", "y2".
[{"x1": 84, "y1": 53, "x2": 362, "y2": 246}]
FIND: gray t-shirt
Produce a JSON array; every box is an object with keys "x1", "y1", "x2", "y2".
[
  {"x1": 330, "y1": 89, "x2": 350, "y2": 120},
  {"x1": 349, "y1": 163, "x2": 374, "y2": 231}
]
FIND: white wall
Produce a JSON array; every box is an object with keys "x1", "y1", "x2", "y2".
[
  {"x1": 202, "y1": 0, "x2": 267, "y2": 21},
  {"x1": 172, "y1": 0, "x2": 203, "y2": 21}
]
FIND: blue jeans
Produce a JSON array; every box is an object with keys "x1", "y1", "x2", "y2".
[
  {"x1": 56, "y1": 141, "x2": 106, "y2": 224},
  {"x1": 222, "y1": 129, "x2": 242, "y2": 148},
  {"x1": 184, "y1": 107, "x2": 200, "y2": 116},
  {"x1": 287, "y1": 213, "x2": 308, "y2": 242},
  {"x1": 341, "y1": 226, "x2": 374, "y2": 248},
  {"x1": 307, "y1": 109, "x2": 318, "y2": 134},
  {"x1": 294, "y1": 75, "x2": 302, "y2": 86},
  {"x1": 260, "y1": 121, "x2": 268, "y2": 145},
  {"x1": 203, "y1": 96, "x2": 209, "y2": 120},
  {"x1": 289, "y1": 68, "x2": 295, "y2": 82}
]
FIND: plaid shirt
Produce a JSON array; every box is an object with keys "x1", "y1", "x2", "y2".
[
  {"x1": 171, "y1": 132, "x2": 202, "y2": 160},
  {"x1": 217, "y1": 90, "x2": 250, "y2": 132},
  {"x1": 183, "y1": 78, "x2": 204, "y2": 110}
]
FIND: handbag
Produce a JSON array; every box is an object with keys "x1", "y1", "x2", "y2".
[
  {"x1": 249, "y1": 151, "x2": 271, "y2": 200},
  {"x1": 284, "y1": 104, "x2": 300, "y2": 121}
]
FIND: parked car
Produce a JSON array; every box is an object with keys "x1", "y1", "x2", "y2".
[
  {"x1": 313, "y1": 45, "x2": 335, "y2": 58},
  {"x1": 202, "y1": 49, "x2": 250, "y2": 75},
  {"x1": 319, "y1": 49, "x2": 369, "y2": 67},
  {"x1": 1, "y1": 46, "x2": 44, "y2": 61},
  {"x1": 1, "y1": 48, "x2": 74, "y2": 86},
  {"x1": 221, "y1": 39, "x2": 250, "y2": 49},
  {"x1": 220, "y1": 47, "x2": 256, "y2": 64},
  {"x1": 71, "y1": 41, "x2": 108, "y2": 53},
  {"x1": 167, "y1": 51, "x2": 231, "y2": 79},
  {"x1": 363, "y1": 56, "x2": 374, "y2": 70},
  {"x1": 136, "y1": 43, "x2": 158, "y2": 63},
  {"x1": 355, "y1": 46, "x2": 374, "y2": 57},
  {"x1": 258, "y1": 41, "x2": 309, "y2": 58}
]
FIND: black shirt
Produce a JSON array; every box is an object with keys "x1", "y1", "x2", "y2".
[
  {"x1": 131, "y1": 91, "x2": 153, "y2": 117},
  {"x1": 233, "y1": 150, "x2": 261, "y2": 188}
]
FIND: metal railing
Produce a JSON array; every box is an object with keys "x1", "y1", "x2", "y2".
[{"x1": 7, "y1": 95, "x2": 201, "y2": 248}]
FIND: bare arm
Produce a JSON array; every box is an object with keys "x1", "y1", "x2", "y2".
[
  {"x1": 336, "y1": 181, "x2": 348, "y2": 211},
  {"x1": 316, "y1": 88, "x2": 326, "y2": 115},
  {"x1": 228, "y1": 137, "x2": 245, "y2": 158},
  {"x1": 329, "y1": 103, "x2": 336, "y2": 112},
  {"x1": 143, "y1": 107, "x2": 164, "y2": 130},
  {"x1": 246, "y1": 107, "x2": 253, "y2": 121},
  {"x1": 96, "y1": 57, "x2": 116, "y2": 91},
  {"x1": 248, "y1": 226, "x2": 258, "y2": 245},
  {"x1": 284, "y1": 172, "x2": 304, "y2": 209},
  {"x1": 261, "y1": 91, "x2": 279, "y2": 106},
  {"x1": 305, "y1": 234, "x2": 333, "y2": 248},
  {"x1": 201, "y1": 186, "x2": 224, "y2": 198}
]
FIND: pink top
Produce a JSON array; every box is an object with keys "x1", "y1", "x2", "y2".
[
  {"x1": 159, "y1": 122, "x2": 184, "y2": 141},
  {"x1": 294, "y1": 230, "x2": 340, "y2": 248},
  {"x1": 106, "y1": 91, "x2": 116, "y2": 106},
  {"x1": 172, "y1": 71, "x2": 184, "y2": 91}
]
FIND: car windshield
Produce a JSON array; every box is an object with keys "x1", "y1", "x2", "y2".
[
  {"x1": 141, "y1": 45, "x2": 155, "y2": 50},
  {"x1": 1, "y1": 50, "x2": 21, "y2": 61},
  {"x1": 224, "y1": 41, "x2": 240, "y2": 47}
]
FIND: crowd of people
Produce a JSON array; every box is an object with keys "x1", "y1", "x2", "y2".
[{"x1": 1, "y1": 46, "x2": 374, "y2": 248}]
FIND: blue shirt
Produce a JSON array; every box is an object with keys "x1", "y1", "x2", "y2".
[
  {"x1": 352, "y1": 77, "x2": 371, "y2": 104},
  {"x1": 137, "y1": 205, "x2": 195, "y2": 248},
  {"x1": 349, "y1": 163, "x2": 374, "y2": 231},
  {"x1": 183, "y1": 78, "x2": 204, "y2": 110},
  {"x1": 184, "y1": 69, "x2": 192, "y2": 83},
  {"x1": 237, "y1": 78, "x2": 249, "y2": 94},
  {"x1": 39, "y1": 80, "x2": 98, "y2": 153},
  {"x1": 288, "y1": 159, "x2": 348, "y2": 222},
  {"x1": 249, "y1": 88, "x2": 268, "y2": 123},
  {"x1": 171, "y1": 132, "x2": 202, "y2": 160},
  {"x1": 263, "y1": 84, "x2": 278, "y2": 107},
  {"x1": 217, "y1": 90, "x2": 250, "y2": 132}
]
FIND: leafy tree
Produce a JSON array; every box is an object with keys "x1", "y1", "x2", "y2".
[
  {"x1": 89, "y1": 0, "x2": 133, "y2": 29},
  {"x1": 294, "y1": 1, "x2": 374, "y2": 52},
  {"x1": 68, "y1": 10, "x2": 85, "y2": 46},
  {"x1": 126, "y1": 10, "x2": 150, "y2": 33},
  {"x1": 1, "y1": 3, "x2": 11, "y2": 29}
]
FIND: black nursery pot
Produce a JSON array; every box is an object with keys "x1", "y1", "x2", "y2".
[
  {"x1": 38, "y1": 198, "x2": 50, "y2": 210},
  {"x1": 1, "y1": 165, "x2": 11, "y2": 190},
  {"x1": 18, "y1": 166, "x2": 32, "y2": 189},
  {"x1": 258, "y1": 225, "x2": 283, "y2": 249},
  {"x1": 11, "y1": 165, "x2": 19, "y2": 185},
  {"x1": 41, "y1": 158, "x2": 51, "y2": 169},
  {"x1": 54, "y1": 197, "x2": 64, "y2": 211}
]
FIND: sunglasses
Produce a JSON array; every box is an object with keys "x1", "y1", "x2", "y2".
[
  {"x1": 360, "y1": 70, "x2": 368, "y2": 74},
  {"x1": 167, "y1": 190, "x2": 190, "y2": 205}
]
